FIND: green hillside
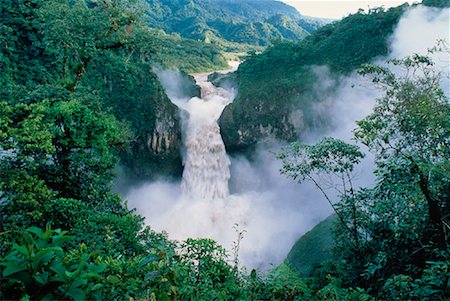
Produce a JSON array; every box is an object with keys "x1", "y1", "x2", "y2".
[
  {"x1": 1, "y1": 0, "x2": 449, "y2": 300},
  {"x1": 220, "y1": 4, "x2": 408, "y2": 152},
  {"x1": 286, "y1": 215, "x2": 337, "y2": 276},
  {"x1": 145, "y1": 0, "x2": 327, "y2": 49},
  {"x1": 0, "y1": 0, "x2": 227, "y2": 181},
  {"x1": 422, "y1": 0, "x2": 450, "y2": 6},
  {"x1": 153, "y1": 30, "x2": 228, "y2": 72}
]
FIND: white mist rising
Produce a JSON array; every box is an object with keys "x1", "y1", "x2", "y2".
[
  {"x1": 388, "y1": 5, "x2": 450, "y2": 96},
  {"x1": 124, "y1": 4, "x2": 449, "y2": 269},
  {"x1": 126, "y1": 68, "x2": 331, "y2": 269}
]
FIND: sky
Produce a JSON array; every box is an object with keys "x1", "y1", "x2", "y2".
[{"x1": 281, "y1": 0, "x2": 416, "y2": 19}]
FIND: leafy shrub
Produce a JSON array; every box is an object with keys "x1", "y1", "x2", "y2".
[{"x1": 1, "y1": 226, "x2": 105, "y2": 300}]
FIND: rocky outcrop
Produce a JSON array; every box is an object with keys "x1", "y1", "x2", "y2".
[
  {"x1": 128, "y1": 70, "x2": 200, "y2": 179},
  {"x1": 149, "y1": 113, "x2": 177, "y2": 154},
  {"x1": 219, "y1": 96, "x2": 306, "y2": 152},
  {"x1": 118, "y1": 73, "x2": 185, "y2": 179}
]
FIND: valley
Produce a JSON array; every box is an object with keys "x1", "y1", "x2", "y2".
[{"x1": 1, "y1": 0, "x2": 449, "y2": 300}]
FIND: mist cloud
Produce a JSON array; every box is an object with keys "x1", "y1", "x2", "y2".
[{"x1": 122, "y1": 4, "x2": 449, "y2": 270}]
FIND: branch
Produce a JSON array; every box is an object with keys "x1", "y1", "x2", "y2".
[{"x1": 307, "y1": 174, "x2": 354, "y2": 236}]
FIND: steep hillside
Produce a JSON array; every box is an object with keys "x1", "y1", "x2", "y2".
[
  {"x1": 219, "y1": 4, "x2": 408, "y2": 152},
  {"x1": 286, "y1": 215, "x2": 337, "y2": 276},
  {"x1": 0, "y1": 0, "x2": 224, "y2": 180},
  {"x1": 145, "y1": 0, "x2": 326, "y2": 48},
  {"x1": 153, "y1": 30, "x2": 228, "y2": 72}
]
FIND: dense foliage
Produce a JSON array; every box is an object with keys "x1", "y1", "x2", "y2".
[
  {"x1": 220, "y1": 4, "x2": 407, "y2": 152},
  {"x1": 279, "y1": 55, "x2": 450, "y2": 299},
  {"x1": 1, "y1": 0, "x2": 449, "y2": 300},
  {"x1": 145, "y1": 0, "x2": 327, "y2": 50},
  {"x1": 0, "y1": 0, "x2": 231, "y2": 179},
  {"x1": 422, "y1": 0, "x2": 450, "y2": 7},
  {"x1": 286, "y1": 215, "x2": 337, "y2": 276},
  {"x1": 0, "y1": 1, "x2": 314, "y2": 300}
]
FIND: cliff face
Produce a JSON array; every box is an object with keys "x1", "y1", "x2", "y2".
[
  {"x1": 149, "y1": 114, "x2": 177, "y2": 154},
  {"x1": 122, "y1": 71, "x2": 202, "y2": 179},
  {"x1": 90, "y1": 68, "x2": 184, "y2": 179},
  {"x1": 220, "y1": 101, "x2": 305, "y2": 151},
  {"x1": 217, "y1": 65, "x2": 317, "y2": 152},
  {"x1": 129, "y1": 95, "x2": 182, "y2": 178},
  {"x1": 124, "y1": 75, "x2": 184, "y2": 178}
]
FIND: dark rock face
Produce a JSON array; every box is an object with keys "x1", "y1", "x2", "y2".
[
  {"x1": 219, "y1": 98, "x2": 305, "y2": 152},
  {"x1": 120, "y1": 83, "x2": 183, "y2": 179},
  {"x1": 218, "y1": 5, "x2": 407, "y2": 153}
]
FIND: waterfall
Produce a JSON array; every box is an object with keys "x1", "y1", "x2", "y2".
[
  {"x1": 132, "y1": 66, "x2": 322, "y2": 269},
  {"x1": 168, "y1": 73, "x2": 235, "y2": 200}
]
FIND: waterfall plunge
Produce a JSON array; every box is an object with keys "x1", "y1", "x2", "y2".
[
  {"x1": 170, "y1": 73, "x2": 235, "y2": 200},
  {"x1": 128, "y1": 67, "x2": 332, "y2": 269}
]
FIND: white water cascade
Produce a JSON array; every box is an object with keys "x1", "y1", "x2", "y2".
[
  {"x1": 127, "y1": 67, "x2": 335, "y2": 268},
  {"x1": 170, "y1": 73, "x2": 235, "y2": 200}
]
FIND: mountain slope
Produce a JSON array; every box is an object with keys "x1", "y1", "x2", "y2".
[
  {"x1": 286, "y1": 215, "x2": 337, "y2": 276},
  {"x1": 219, "y1": 4, "x2": 408, "y2": 151},
  {"x1": 145, "y1": 0, "x2": 326, "y2": 47}
]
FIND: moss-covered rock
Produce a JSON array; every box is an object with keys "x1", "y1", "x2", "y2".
[
  {"x1": 83, "y1": 61, "x2": 201, "y2": 179},
  {"x1": 286, "y1": 215, "x2": 337, "y2": 276}
]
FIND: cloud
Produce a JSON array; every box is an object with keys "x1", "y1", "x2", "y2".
[{"x1": 388, "y1": 5, "x2": 450, "y2": 95}]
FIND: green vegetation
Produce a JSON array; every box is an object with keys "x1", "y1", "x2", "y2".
[
  {"x1": 145, "y1": 0, "x2": 327, "y2": 51},
  {"x1": 220, "y1": 5, "x2": 408, "y2": 152},
  {"x1": 1, "y1": 0, "x2": 449, "y2": 300},
  {"x1": 4, "y1": 49, "x2": 448, "y2": 300},
  {"x1": 286, "y1": 215, "x2": 337, "y2": 276},
  {"x1": 2, "y1": 226, "x2": 316, "y2": 300},
  {"x1": 279, "y1": 55, "x2": 450, "y2": 299},
  {"x1": 0, "y1": 0, "x2": 231, "y2": 180},
  {"x1": 0, "y1": 1, "x2": 315, "y2": 299},
  {"x1": 422, "y1": 0, "x2": 450, "y2": 7},
  {"x1": 154, "y1": 31, "x2": 228, "y2": 72}
]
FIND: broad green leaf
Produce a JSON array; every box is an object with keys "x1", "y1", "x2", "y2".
[
  {"x1": 3, "y1": 264, "x2": 28, "y2": 277},
  {"x1": 71, "y1": 277, "x2": 88, "y2": 288},
  {"x1": 138, "y1": 254, "x2": 159, "y2": 270},
  {"x1": 27, "y1": 226, "x2": 45, "y2": 239},
  {"x1": 52, "y1": 235, "x2": 73, "y2": 245},
  {"x1": 32, "y1": 247, "x2": 61, "y2": 270},
  {"x1": 50, "y1": 263, "x2": 67, "y2": 282},
  {"x1": 107, "y1": 275, "x2": 120, "y2": 284},
  {"x1": 14, "y1": 243, "x2": 30, "y2": 257},
  {"x1": 33, "y1": 272, "x2": 49, "y2": 284},
  {"x1": 65, "y1": 288, "x2": 85, "y2": 300},
  {"x1": 92, "y1": 283, "x2": 103, "y2": 291},
  {"x1": 144, "y1": 271, "x2": 159, "y2": 281}
]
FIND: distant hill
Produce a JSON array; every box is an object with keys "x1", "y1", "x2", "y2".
[{"x1": 145, "y1": 0, "x2": 329, "y2": 48}]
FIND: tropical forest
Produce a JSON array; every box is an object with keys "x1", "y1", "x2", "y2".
[{"x1": 1, "y1": 0, "x2": 449, "y2": 300}]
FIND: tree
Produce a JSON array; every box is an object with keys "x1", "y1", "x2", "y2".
[
  {"x1": 37, "y1": 0, "x2": 139, "y2": 91},
  {"x1": 0, "y1": 98, "x2": 124, "y2": 227},
  {"x1": 356, "y1": 55, "x2": 450, "y2": 249},
  {"x1": 279, "y1": 55, "x2": 450, "y2": 298},
  {"x1": 278, "y1": 137, "x2": 366, "y2": 250}
]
